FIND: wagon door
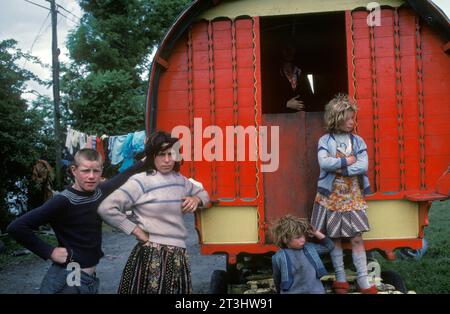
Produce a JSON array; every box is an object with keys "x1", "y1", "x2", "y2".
[{"x1": 260, "y1": 12, "x2": 349, "y2": 235}]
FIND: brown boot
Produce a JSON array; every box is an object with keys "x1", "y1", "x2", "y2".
[{"x1": 332, "y1": 281, "x2": 350, "y2": 294}]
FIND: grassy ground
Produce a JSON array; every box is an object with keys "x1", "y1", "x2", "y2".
[{"x1": 377, "y1": 199, "x2": 450, "y2": 293}]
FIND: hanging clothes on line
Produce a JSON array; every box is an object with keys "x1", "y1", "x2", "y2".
[
  {"x1": 79, "y1": 132, "x2": 87, "y2": 149},
  {"x1": 119, "y1": 131, "x2": 146, "y2": 172},
  {"x1": 64, "y1": 127, "x2": 147, "y2": 172},
  {"x1": 65, "y1": 128, "x2": 81, "y2": 155},
  {"x1": 108, "y1": 135, "x2": 128, "y2": 165},
  {"x1": 96, "y1": 137, "x2": 105, "y2": 161}
]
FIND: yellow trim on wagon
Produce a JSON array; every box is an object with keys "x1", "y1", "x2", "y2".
[
  {"x1": 199, "y1": 0, "x2": 404, "y2": 19},
  {"x1": 200, "y1": 206, "x2": 259, "y2": 244},
  {"x1": 363, "y1": 200, "x2": 419, "y2": 240}
]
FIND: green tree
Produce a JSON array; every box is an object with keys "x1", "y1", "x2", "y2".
[
  {"x1": 62, "y1": 68, "x2": 145, "y2": 134},
  {"x1": 62, "y1": 0, "x2": 190, "y2": 135},
  {"x1": 0, "y1": 39, "x2": 49, "y2": 232}
]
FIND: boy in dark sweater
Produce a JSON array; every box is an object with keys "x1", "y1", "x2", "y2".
[{"x1": 7, "y1": 148, "x2": 145, "y2": 294}]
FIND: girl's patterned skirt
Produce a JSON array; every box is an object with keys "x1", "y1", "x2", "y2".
[
  {"x1": 311, "y1": 173, "x2": 370, "y2": 239},
  {"x1": 118, "y1": 241, "x2": 192, "y2": 294}
]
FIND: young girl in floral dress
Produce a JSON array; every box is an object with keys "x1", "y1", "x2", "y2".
[{"x1": 310, "y1": 94, "x2": 377, "y2": 294}]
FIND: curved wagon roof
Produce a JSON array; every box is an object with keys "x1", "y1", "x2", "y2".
[{"x1": 146, "y1": 0, "x2": 450, "y2": 131}]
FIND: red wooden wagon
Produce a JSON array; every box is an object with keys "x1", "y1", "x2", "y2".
[{"x1": 145, "y1": 0, "x2": 450, "y2": 291}]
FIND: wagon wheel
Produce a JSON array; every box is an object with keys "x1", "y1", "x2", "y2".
[
  {"x1": 381, "y1": 270, "x2": 407, "y2": 293},
  {"x1": 210, "y1": 270, "x2": 228, "y2": 294}
]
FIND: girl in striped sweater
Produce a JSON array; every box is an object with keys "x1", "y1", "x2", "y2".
[{"x1": 98, "y1": 131, "x2": 210, "y2": 294}]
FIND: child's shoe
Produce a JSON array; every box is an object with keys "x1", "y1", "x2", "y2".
[
  {"x1": 332, "y1": 281, "x2": 349, "y2": 294},
  {"x1": 359, "y1": 285, "x2": 378, "y2": 294}
]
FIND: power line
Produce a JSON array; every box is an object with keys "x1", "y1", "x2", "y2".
[
  {"x1": 57, "y1": 11, "x2": 79, "y2": 25},
  {"x1": 24, "y1": 0, "x2": 49, "y2": 11},
  {"x1": 57, "y1": 4, "x2": 81, "y2": 21},
  {"x1": 29, "y1": 11, "x2": 51, "y2": 54},
  {"x1": 22, "y1": 11, "x2": 51, "y2": 68},
  {"x1": 24, "y1": 0, "x2": 82, "y2": 25}
]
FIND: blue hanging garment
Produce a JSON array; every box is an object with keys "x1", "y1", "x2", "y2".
[
  {"x1": 109, "y1": 135, "x2": 128, "y2": 165},
  {"x1": 118, "y1": 131, "x2": 146, "y2": 172}
]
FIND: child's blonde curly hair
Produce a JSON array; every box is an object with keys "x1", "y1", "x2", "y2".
[
  {"x1": 324, "y1": 94, "x2": 357, "y2": 132},
  {"x1": 270, "y1": 215, "x2": 309, "y2": 248}
]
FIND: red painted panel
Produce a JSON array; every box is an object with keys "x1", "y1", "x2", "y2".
[
  {"x1": 157, "y1": 109, "x2": 189, "y2": 125},
  {"x1": 214, "y1": 50, "x2": 233, "y2": 69},
  {"x1": 353, "y1": 38, "x2": 371, "y2": 59},
  {"x1": 191, "y1": 22, "x2": 209, "y2": 51},
  {"x1": 239, "y1": 162, "x2": 257, "y2": 200},
  {"x1": 162, "y1": 17, "x2": 261, "y2": 206},
  {"x1": 194, "y1": 162, "x2": 213, "y2": 194},
  {"x1": 166, "y1": 51, "x2": 188, "y2": 72},
  {"x1": 214, "y1": 70, "x2": 233, "y2": 89},
  {"x1": 235, "y1": 19, "x2": 253, "y2": 49},
  {"x1": 192, "y1": 50, "x2": 209, "y2": 70},
  {"x1": 192, "y1": 70, "x2": 210, "y2": 90},
  {"x1": 399, "y1": 36, "x2": 416, "y2": 56},
  {"x1": 237, "y1": 87, "x2": 255, "y2": 108},
  {"x1": 216, "y1": 163, "x2": 236, "y2": 198},
  {"x1": 192, "y1": 89, "x2": 210, "y2": 109},
  {"x1": 347, "y1": 7, "x2": 450, "y2": 195},
  {"x1": 236, "y1": 49, "x2": 254, "y2": 68},
  {"x1": 354, "y1": 59, "x2": 372, "y2": 79},
  {"x1": 420, "y1": 21, "x2": 450, "y2": 189},
  {"x1": 355, "y1": 78, "x2": 373, "y2": 99},
  {"x1": 425, "y1": 135, "x2": 450, "y2": 156},
  {"x1": 159, "y1": 71, "x2": 188, "y2": 91},
  {"x1": 214, "y1": 88, "x2": 233, "y2": 108},
  {"x1": 158, "y1": 90, "x2": 189, "y2": 110}
]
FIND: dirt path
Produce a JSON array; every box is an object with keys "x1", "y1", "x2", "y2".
[{"x1": 0, "y1": 214, "x2": 226, "y2": 294}]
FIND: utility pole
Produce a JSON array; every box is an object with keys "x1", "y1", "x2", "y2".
[{"x1": 49, "y1": 0, "x2": 62, "y2": 190}]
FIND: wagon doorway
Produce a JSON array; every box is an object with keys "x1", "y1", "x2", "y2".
[{"x1": 260, "y1": 12, "x2": 348, "y2": 232}]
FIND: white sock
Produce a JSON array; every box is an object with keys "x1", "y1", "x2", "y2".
[
  {"x1": 330, "y1": 247, "x2": 346, "y2": 282},
  {"x1": 352, "y1": 251, "x2": 371, "y2": 289}
]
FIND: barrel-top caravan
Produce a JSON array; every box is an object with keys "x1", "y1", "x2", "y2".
[{"x1": 145, "y1": 0, "x2": 449, "y2": 292}]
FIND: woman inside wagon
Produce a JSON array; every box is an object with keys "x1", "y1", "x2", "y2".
[
  {"x1": 98, "y1": 131, "x2": 210, "y2": 294},
  {"x1": 279, "y1": 42, "x2": 314, "y2": 112}
]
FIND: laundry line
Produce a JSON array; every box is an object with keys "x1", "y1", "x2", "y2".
[{"x1": 64, "y1": 127, "x2": 146, "y2": 172}]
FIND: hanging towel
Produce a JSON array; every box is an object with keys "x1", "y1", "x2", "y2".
[
  {"x1": 132, "y1": 131, "x2": 146, "y2": 154},
  {"x1": 92, "y1": 136, "x2": 96, "y2": 150},
  {"x1": 109, "y1": 135, "x2": 128, "y2": 165},
  {"x1": 119, "y1": 131, "x2": 146, "y2": 172},
  {"x1": 79, "y1": 132, "x2": 87, "y2": 149},
  {"x1": 86, "y1": 136, "x2": 93, "y2": 149},
  {"x1": 118, "y1": 133, "x2": 134, "y2": 172},
  {"x1": 71, "y1": 130, "x2": 80, "y2": 152},
  {"x1": 65, "y1": 128, "x2": 74, "y2": 154}
]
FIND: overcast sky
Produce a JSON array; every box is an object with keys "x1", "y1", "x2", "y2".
[
  {"x1": 1, "y1": 0, "x2": 82, "y2": 101},
  {"x1": 1, "y1": 0, "x2": 449, "y2": 103}
]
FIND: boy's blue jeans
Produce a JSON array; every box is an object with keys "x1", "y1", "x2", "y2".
[{"x1": 40, "y1": 263, "x2": 99, "y2": 294}]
